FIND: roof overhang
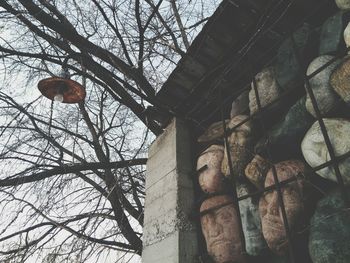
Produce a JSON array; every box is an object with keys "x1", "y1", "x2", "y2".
[{"x1": 156, "y1": 0, "x2": 338, "y2": 135}]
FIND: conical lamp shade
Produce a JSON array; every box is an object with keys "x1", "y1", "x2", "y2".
[{"x1": 38, "y1": 77, "x2": 86, "y2": 104}]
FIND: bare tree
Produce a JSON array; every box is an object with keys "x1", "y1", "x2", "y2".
[{"x1": 0, "y1": 0, "x2": 219, "y2": 262}]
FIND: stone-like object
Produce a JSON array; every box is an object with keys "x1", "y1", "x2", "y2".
[
  {"x1": 275, "y1": 23, "x2": 312, "y2": 91},
  {"x1": 249, "y1": 67, "x2": 281, "y2": 115},
  {"x1": 305, "y1": 55, "x2": 340, "y2": 117},
  {"x1": 319, "y1": 11, "x2": 346, "y2": 55},
  {"x1": 301, "y1": 118, "x2": 350, "y2": 185},
  {"x1": 245, "y1": 155, "x2": 271, "y2": 189},
  {"x1": 330, "y1": 56, "x2": 350, "y2": 105},
  {"x1": 231, "y1": 90, "x2": 249, "y2": 118},
  {"x1": 197, "y1": 145, "x2": 225, "y2": 193},
  {"x1": 259, "y1": 160, "x2": 306, "y2": 255},
  {"x1": 200, "y1": 195, "x2": 246, "y2": 263},
  {"x1": 255, "y1": 96, "x2": 314, "y2": 161},
  {"x1": 221, "y1": 115, "x2": 254, "y2": 178},
  {"x1": 198, "y1": 120, "x2": 229, "y2": 143},
  {"x1": 309, "y1": 188, "x2": 350, "y2": 262},
  {"x1": 268, "y1": 256, "x2": 290, "y2": 263},
  {"x1": 271, "y1": 96, "x2": 313, "y2": 139},
  {"x1": 344, "y1": 22, "x2": 350, "y2": 48},
  {"x1": 336, "y1": 0, "x2": 350, "y2": 10},
  {"x1": 238, "y1": 183, "x2": 267, "y2": 256}
]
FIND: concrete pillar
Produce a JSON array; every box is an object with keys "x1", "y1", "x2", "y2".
[{"x1": 142, "y1": 118, "x2": 198, "y2": 262}]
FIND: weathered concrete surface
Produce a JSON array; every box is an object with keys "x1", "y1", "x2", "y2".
[{"x1": 142, "y1": 118, "x2": 198, "y2": 263}]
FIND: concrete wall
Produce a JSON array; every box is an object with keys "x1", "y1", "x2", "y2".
[{"x1": 142, "y1": 118, "x2": 198, "y2": 262}]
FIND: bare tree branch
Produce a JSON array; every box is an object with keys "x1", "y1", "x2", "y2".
[{"x1": 0, "y1": 158, "x2": 147, "y2": 187}]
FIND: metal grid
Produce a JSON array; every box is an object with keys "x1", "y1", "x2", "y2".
[{"x1": 195, "y1": 23, "x2": 350, "y2": 263}]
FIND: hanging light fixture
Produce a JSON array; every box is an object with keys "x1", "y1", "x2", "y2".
[
  {"x1": 37, "y1": 53, "x2": 85, "y2": 165},
  {"x1": 38, "y1": 56, "x2": 86, "y2": 104}
]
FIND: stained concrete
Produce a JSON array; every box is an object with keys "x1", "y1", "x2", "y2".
[{"x1": 142, "y1": 118, "x2": 198, "y2": 262}]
